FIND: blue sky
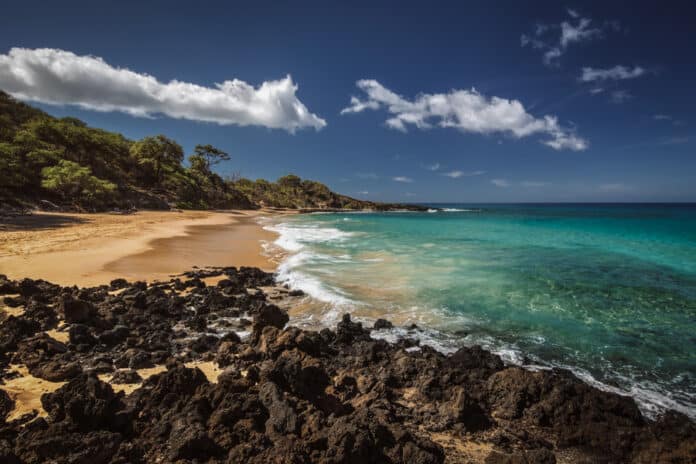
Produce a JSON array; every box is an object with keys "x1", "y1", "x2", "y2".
[{"x1": 1, "y1": 0, "x2": 694, "y2": 202}]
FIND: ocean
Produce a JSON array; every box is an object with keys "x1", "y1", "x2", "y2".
[{"x1": 261, "y1": 204, "x2": 696, "y2": 419}]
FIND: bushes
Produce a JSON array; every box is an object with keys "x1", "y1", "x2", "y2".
[{"x1": 40, "y1": 160, "x2": 117, "y2": 208}]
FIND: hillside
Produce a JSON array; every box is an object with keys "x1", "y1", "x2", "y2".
[{"x1": 0, "y1": 91, "x2": 419, "y2": 213}]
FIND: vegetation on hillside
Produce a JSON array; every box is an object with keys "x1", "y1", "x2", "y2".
[{"x1": 0, "y1": 90, "x2": 408, "y2": 212}]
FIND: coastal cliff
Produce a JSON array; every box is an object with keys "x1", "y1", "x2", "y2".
[{"x1": 0, "y1": 267, "x2": 694, "y2": 463}]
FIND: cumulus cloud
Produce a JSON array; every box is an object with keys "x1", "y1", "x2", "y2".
[
  {"x1": 0, "y1": 47, "x2": 326, "y2": 132},
  {"x1": 341, "y1": 80, "x2": 587, "y2": 151},
  {"x1": 425, "y1": 162, "x2": 441, "y2": 171},
  {"x1": 393, "y1": 176, "x2": 413, "y2": 183},
  {"x1": 443, "y1": 170, "x2": 486, "y2": 178},
  {"x1": 580, "y1": 65, "x2": 646, "y2": 82},
  {"x1": 491, "y1": 179, "x2": 510, "y2": 187},
  {"x1": 521, "y1": 10, "x2": 615, "y2": 66}
]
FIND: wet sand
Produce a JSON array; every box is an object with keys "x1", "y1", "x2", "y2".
[{"x1": 0, "y1": 209, "x2": 283, "y2": 287}]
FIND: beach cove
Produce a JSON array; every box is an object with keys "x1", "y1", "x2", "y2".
[{"x1": 0, "y1": 207, "x2": 695, "y2": 463}]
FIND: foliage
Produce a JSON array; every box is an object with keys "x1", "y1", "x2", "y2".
[
  {"x1": 41, "y1": 160, "x2": 117, "y2": 207},
  {"x1": 0, "y1": 90, "x2": 378, "y2": 211}
]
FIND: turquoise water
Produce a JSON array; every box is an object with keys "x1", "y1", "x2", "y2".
[{"x1": 263, "y1": 204, "x2": 696, "y2": 419}]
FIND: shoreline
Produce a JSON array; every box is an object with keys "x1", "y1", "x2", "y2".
[
  {"x1": 0, "y1": 209, "x2": 285, "y2": 287},
  {"x1": 0, "y1": 267, "x2": 694, "y2": 463}
]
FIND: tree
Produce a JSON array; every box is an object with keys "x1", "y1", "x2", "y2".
[
  {"x1": 41, "y1": 160, "x2": 116, "y2": 205},
  {"x1": 129, "y1": 135, "x2": 184, "y2": 187},
  {"x1": 193, "y1": 144, "x2": 230, "y2": 171}
]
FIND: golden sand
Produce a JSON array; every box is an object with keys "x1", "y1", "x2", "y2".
[
  {"x1": 0, "y1": 208, "x2": 282, "y2": 420},
  {"x1": 2, "y1": 365, "x2": 66, "y2": 421},
  {"x1": 0, "y1": 209, "x2": 282, "y2": 287}
]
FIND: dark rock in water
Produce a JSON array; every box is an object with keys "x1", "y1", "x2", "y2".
[
  {"x1": 336, "y1": 313, "x2": 371, "y2": 344},
  {"x1": 110, "y1": 369, "x2": 142, "y2": 384},
  {"x1": 0, "y1": 270, "x2": 692, "y2": 464},
  {"x1": 373, "y1": 318, "x2": 394, "y2": 330},
  {"x1": 59, "y1": 295, "x2": 96, "y2": 323},
  {"x1": 288, "y1": 289, "x2": 305, "y2": 297}
]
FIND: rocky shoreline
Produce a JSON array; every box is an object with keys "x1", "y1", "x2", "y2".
[{"x1": 0, "y1": 267, "x2": 694, "y2": 463}]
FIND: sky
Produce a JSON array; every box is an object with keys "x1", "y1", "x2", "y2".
[{"x1": 1, "y1": 0, "x2": 695, "y2": 202}]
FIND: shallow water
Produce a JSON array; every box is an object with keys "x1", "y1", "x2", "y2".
[{"x1": 262, "y1": 204, "x2": 696, "y2": 419}]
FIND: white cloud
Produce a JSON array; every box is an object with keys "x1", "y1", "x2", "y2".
[
  {"x1": 589, "y1": 87, "x2": 605, "y2": 94},
  {"x1": 491, "y1": 179, "x2": 510, "y2": 187},
  {"x1": 393, "y1": 176, "x2": 414, "y2": 183},
  {"x1": 560, "y1": 17, "x2": 602, "y2": 47},
  {"x1": 443, "y1": 170, "x2": 486, "y2": 178},
  {"x1": 342, "y1": 80, "x2": 587, "y2": 151},
  {"x1": 654, "y1": 114, "x2": 672, "y2": 121},
  {"x1": 580, "y1": 65, "x2": 646, "y2": 82},
  {"x1": 610, "y1": 90, "x2": 633, "y2": 104},
  {"x1": 425, "y1": 162, "x2": 441, "y2": 171},
  {"x1": 356, "y1": 191, "x2": 370, "y2": 195},
  {"x1": 356, "y1": 172, "x2": 379, "y2": 179},
  {"x1": 522, "y1": 10, "x2": 612, "y2": 65},
  {"x1": 0, "y1": 47, "x2": 326, "y2": 132}
]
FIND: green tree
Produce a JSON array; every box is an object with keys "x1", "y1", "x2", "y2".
[
  {"x1": 41, "y1": 160, "x2": 116, "y2": 205},
  {"x1": 193, "y1": 144, "x2": 230, "y2": 171},
  {"x1": 129, "y1": 135, "x2": 184, "y2": 187}
]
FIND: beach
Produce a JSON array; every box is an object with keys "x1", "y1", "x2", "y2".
[
  {"x1": 0, "y1": 209, "x2": 281, "y2": 287},
  {"x1": 1, "y1": 208, "x2": 695, "y2": 463},
  {"x1": 0, "y1": 208, "x2": 282, "y2": 426}
]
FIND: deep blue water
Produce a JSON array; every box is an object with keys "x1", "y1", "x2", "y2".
[{"x1": 264, "y1": 204, "x2": 696, "y2": 418}]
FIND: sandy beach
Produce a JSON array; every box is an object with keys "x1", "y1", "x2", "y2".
[
  {"x1": 0, "y1": 209, "x2": 281, "y2": 287},
  {"x1": 0, "y1": 208, "x2": 282, "y2": 422}
]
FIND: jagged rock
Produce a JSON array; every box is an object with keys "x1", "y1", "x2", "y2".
[
  {"x1": 373, "y1": 318, "x2": 394, "y2": 330},
  {"x1": 253, "y1": 303, "x2": 289, "y2": 332},
  {"x1": 109, "y1": 278, "x2": 129, "y2": 290},
  {"x1": 69, "y1": 324, "x2": 97, "y2": 347},
  {"x1": 0, "y1": 271, "x2": 691, "y2": 464},
  {"x1": 59, "y1": 295, "x2": 96, "y2": 323},
  {"x1": 336, "y1": 313, "x2": 371, "y2": 344},
  {"x1": 0, "y1": 316, "x2": 41, "y2": 352},
  {"x1": 110, "y1": 369, "x2": 142, "y2": 384},
  {"x1": 41, "y1": 373, "x2": 125, "y2": 431},
  {"x1": 13, "y1": 334, "x2": 82, "y2": 381},
  {"x1": 1, "y1": 388, "x2": 14, "y2": 422},
  {"x1": 97, "y1": 325, "x2": 129, "y2": 346}
]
